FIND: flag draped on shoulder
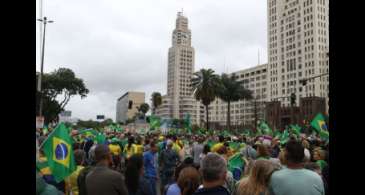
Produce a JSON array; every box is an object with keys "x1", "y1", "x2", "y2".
[
  {"x1": 42, "y1": 123, "x2": 76, "y2": 182},
  {"x1": 227, "y1": 153, "x2": 244, "y2": 173}
]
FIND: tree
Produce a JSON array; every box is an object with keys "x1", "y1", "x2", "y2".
[
  {"x1": 191, "y1": 68, "x2": 221, "y2": 130},
  {"x1": 137, "y1": 103, "x2": 150, "y2": 119},
  {"x1": 217, "y1": 73, "x2": 253, "y2": 131},
  {"x1": 151, "y1": 92, "x2": 162, "y2": 115},
  {"x1": 36, "y1": 68, "x2": 89, "y2": 124}
]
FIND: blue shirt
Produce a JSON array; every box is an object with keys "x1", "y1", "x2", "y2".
[
  {"x1": 143, "y1": 151, "x2": 157, "y2": 178},
  {"x1": 166, "y1": 183, "x2": 181, "y2": 195}
]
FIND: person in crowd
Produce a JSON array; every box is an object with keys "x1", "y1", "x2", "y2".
[
  {"x1": 88, "y1": 142, "x2": 98, "y2": 166},
  {"x1": 109, "y1": 138, "x2": 122, "y2": 171},
  {"x1": 143, "y1": 141, "x2": 159, "y2": 195},
  {"x1": 304, "y1": 162, "x2": 321, "y2": 176},
  {"x1": 268, "y1": 139, "x2": 325, "y2": 195},
  {"x1": 85, "y1": 145, "x2": 128, "y2": 195},
  {"x1": 193, "y1": 153, "x2": 230, "y2": 195},
  {"x1": 124, "y1": 136, "x2": 137, "y2": 160},
  {"x1": 66, "y1": 149, "x2": 85, "y2": 195},
  {"x1": 83, "y1": 137, "x2": 94, "y2": 161},
  {"x1": 313, "y1": 148, "x2": 328, "y2": 171},
  {"x1": 240, "y1": 140, "x2": 257, "y2": 160},
  {"x1": 177, "y1": 167, "x2": 201, "y2": 195},
  {"x1": 192, "y1": 137, "x2": 204, "y2": 166},
  {"x1": 159, "y1": 140, "x2": 180, "y2": 193},
  {"x1": 125, "y1": 154, "x2": 154, "y2": 195},
  {"x1": 211, "y1": 135, "x2": 225, "y2": 153},
  {"x1": 144, "y1": 138, "x2": 151, "y2": 152},
  {"x1": 235, "y1": 160, "x2": 277, "y2": 195},
  {"x1": 302, "y1": 139, "x2": 311, "y2": 162},
  {"x1": 199, "y1": 144, "x2": 211, "y2": 167},
  {"x1": 256, "y1": 144, "x2": 271, "y2": 160},
  {"x1": 135, "y1": 136, "x2": 144, "y2": 155},
  {"x1": 277, "y1": 150, "x2": 287, "y2": 168},
  {"x1": 270, "y1": 138, "x2": 280, "y2": 158},
  {"x1": 36, "y1": 172, "x2": 63, "y2": 195},
  {"x1": 165, "y1": 161, "x2": 188, "y2": 195}
]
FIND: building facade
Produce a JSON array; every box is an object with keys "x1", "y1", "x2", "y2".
[
  {"x1": 156, "y1": 12, "x2": 203, "y2": 125},
  {"x1": 116, "y1": 91, "x2": 145, "y2": 123},
  {"x1": 208, "y1": 64, "x2": 269, "y2": 129},
  {"x1": 265, "y1": 96, "x2": 326, "y2": 130},
  {"x1": 267, "y1": 0, "x2": 329, "y2": 110}
]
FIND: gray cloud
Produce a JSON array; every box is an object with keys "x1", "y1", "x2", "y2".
[{"x1": 36, "y1": 0, "x2": 267, "y2": 120}]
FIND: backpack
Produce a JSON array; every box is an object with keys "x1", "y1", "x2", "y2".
[{"x1": 77, "y1": 166, "x2": 95, "y2": 195}]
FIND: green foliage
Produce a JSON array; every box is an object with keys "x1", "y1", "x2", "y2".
[
  {"x1": 217, "y1": 73, "x2": 253, "y2": 130},
  {"x1": 191, "y1": 68, "x2": 221, "y2": 130},
  {"x1": 36, "y1": 68, "x2": 89, "y2": 124},
  {"x1": 151, "y1": 92, "x2": 162, "y2": 114}
]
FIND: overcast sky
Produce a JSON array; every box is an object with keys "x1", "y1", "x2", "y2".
[{"x1": 36, "y1": 0, "x2": 268, "y2": 121}]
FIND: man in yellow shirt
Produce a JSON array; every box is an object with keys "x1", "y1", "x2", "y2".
[
  {"x1": 134, "y1": 136, "x2": 144, "y2": 155},
  {"x1": 123, "y1": 136, "x2": 137, "y2": 159},
  {"x1": 109, "y1": 138, "x2": 122, "y2": 171},
  {"x1": 109, "y1": 138, "x2": 122, "y2": 156},
  {"x1": 211, "y1": 135, "x2": 225, "y2": 153},
  {"x1": 66, "y1": 149, "x2": 85, "y2": 195}
]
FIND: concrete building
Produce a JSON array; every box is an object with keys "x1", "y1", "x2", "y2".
[
  {"x1": 156, "y1": 12, "x2": 204, "y2": 125},
  {"x1": 267, "y1": 0, "x2": 329, "y2": 110},
  {"x1": 208, "y1": 64, "x2": 269, "y2": 129},
  {"x1": 265, "y1": 96, "x2": 326, "y2": 130},
  {"x1": 116, "y1": 92, "x2": 145, "y2": 123}
]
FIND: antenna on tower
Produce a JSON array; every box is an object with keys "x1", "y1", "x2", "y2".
[{"x1": 258, "y1": 49, "x2": 260, "y2": 66}]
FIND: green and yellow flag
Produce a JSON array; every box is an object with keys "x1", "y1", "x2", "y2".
[
  {"x1": 258, "y1": 121, "x2": 273, "y2": 135},
  {"x1": 227, "y1": 153, "x2": 244, "y2": 173},
  {"x1": 280, "y1": 129, "x2": 290, "y2": 144},
  {"x1": 290, "y1": 124, "x2": 301, "y2": 136},
  {"x1": 311, "y1": 113, "x2": 328, "y2": 133},
  {"x1": 42, "y1": 123, "x2": 76, "y2": 182}
]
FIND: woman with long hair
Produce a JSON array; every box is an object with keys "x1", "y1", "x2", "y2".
[
  {"x1": 125, "y1": 154, "x2": 153, "y2": 195},
  {"x1": 235, "y1": 160, "x2": 277, "y2": 195},
  {"x1": 177, "y1": 167, "x2": 201, "y2": 195},
  {"x1": 256, "y1": 144, "x2": 270, "y2": 160}
]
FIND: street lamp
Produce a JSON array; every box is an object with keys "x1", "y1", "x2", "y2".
[{"x1": 37, "y1": 17, "x2": 54, "y2": 117}]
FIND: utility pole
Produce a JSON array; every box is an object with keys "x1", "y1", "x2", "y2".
[{"x1": 37, "y1": 17, "x2": 54, "y2": 117}]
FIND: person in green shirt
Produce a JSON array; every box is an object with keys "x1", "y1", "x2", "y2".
[
  {"x1": 313, "y1": 148, "x2": 328, "y2": 171},
  {"x1": 268, "y1": 139, "x2": 325, "y2": 195}
]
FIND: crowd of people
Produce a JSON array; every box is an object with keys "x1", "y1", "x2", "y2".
[{"x1": 36, "y1": 128, "x2": 329, "y2": 195}]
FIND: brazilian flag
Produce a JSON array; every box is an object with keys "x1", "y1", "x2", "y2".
[
  {"x1": 42, "y1": 123, "x2": 76, "y2": 182},
  {"x1": 310, "y1": 113, "x2": 328, "y2": 133}
]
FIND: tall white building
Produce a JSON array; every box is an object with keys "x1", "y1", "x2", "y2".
[
  {"x1": 208, "y1": 64, "x2": 269, "y2": 128},
  {"x1": 267, "y1": 0, "x2": 329, "y2": 109},
  {"x1": 156, "y1": 12, "x2": 203, "y2": 125}
]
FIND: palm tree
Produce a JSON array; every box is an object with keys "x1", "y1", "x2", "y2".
[
  {"x1": 137, "y1": 103, "x2": 150, "y2": 120},
  {"x1": 218, "y1": 73, "x2": 253, "y2": 131},
  {"x1": 191, "y1": 68, "x2": 220, "y2": 130},
  {"x1": 151, "y1": 92, "x2": 162, "y2": 115}
]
